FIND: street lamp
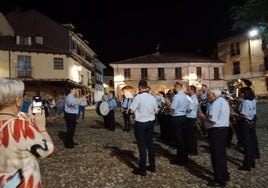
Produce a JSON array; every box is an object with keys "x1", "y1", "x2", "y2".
[{"x1": 249, "y1": 28, "x2": 259, "y2": 37}]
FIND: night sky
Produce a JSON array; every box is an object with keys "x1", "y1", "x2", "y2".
[{"x1": 1, "y1": 0, "x2": 243, "y2": 66}]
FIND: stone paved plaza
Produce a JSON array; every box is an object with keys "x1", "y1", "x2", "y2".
[{"x1": 40, "y1": 102, "x2": 268, "y2": 188}]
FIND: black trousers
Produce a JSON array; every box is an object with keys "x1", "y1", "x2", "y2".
[
  {"x1": 122, "y1": 112, "x2": 131, "y2": 131},
  {"x1": 134, "y1": 120, "x2": 156, "y2": 170},
  {"x1": 108, "y1": 110, "x2": 115, "y2": 131},
  {"x1": 64, "y1": 112, "x2": 77, "y2": 145},
  {"x1": 207, "y1": 127, "x2": 229, "y2": 183},
  {"x1": 238, "y1": 120, "x2": 256, "y2": 167},
  {"x1": 171, "y1": 115, "x2": 188, "y2": 163},
  {"x1": 186, "y1": 118, "x2": 197, "y2": 154}
]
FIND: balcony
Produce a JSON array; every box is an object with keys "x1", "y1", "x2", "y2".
[{"x1": 17, "y1": 66, "x2": 33, "y2": 78}]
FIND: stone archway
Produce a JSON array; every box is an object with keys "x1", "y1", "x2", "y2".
[
  {"x1": 154, "y1": 84, "x2": 168, "y2": 93},
  {"x1": 120, "y1": 85, "x2": 136, "y2": 98}
]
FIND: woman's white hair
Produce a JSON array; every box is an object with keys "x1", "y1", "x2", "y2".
[
  {"x1": 0, "y1": 78, "x2": 24, "y2": 109},
  {"x1": 208, "y1": 88, "x2": 222, "y2": 97}
]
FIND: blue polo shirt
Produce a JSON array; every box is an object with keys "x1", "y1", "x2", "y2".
[
  {"x1": 171, "y1": 91, "x2": 189, "y2": 116},
  {"x1": 64, "y1": 94, "x2": 79, "y2": 114}
]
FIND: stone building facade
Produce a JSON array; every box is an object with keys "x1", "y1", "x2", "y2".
[
  {"x1": 0, "y1": 10, "x2": 105, "y2": 102},
  {"x1": 217, "y1": 33, "x2": 268, "y2": 97},
  {"x1": 110, "y1": 52, "x2": 226, "y2": 99}
]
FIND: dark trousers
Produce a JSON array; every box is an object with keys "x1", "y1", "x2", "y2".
[
  {"x1": 207, "y1": 127, "x2": 229, "y2": 183},
  {"x1": 134, "y1": 120, "x2": 155, "y2": 170},
  {"x1": 103, "y1": 115, "x2": 109, "y2": 129},
  {"x1": 171, "y1": 115, "x2": 188, "y2": 163},
  {"x1": 239, "y1": 120, "x2": 256, "y2": 168},
  {"x1": 78, "y1": 106, "x2": 86, "y2": 119},
  {"x1": 123, "y1": 112, "x2": 131, "y2": 131},
  {"x1": 108, "y1": 110, "x2": 115, "y2": 131},
  {"x1": 64, "y1": 112, "x2": 77, "y2": 145},
  {"x1": 158, "y1": 114, "x2": 169, "y2": 140},
  {"x1": 186, "y1": 118, "x2": 197, "y2": 154}
]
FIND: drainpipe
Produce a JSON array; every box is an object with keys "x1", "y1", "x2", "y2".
[{"x1": 8, "y1": 50, "x2": 11, "y2": 78}]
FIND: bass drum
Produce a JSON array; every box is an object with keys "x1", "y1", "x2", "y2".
[
  {"x1": 96, "y1": 101, "x2": 110, "y2": 116},
  {"x1": 99, "y1": 101, "x2": 110, "y2": 116},
  {"x1": 95, "y1": 101, "x2": 102, "y2": 116}
]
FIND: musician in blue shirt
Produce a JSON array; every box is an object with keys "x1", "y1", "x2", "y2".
[
  {"x1": 121, "y1": 94, "x2": 132, "y2": 132},
  {"x1": 237, "y1": 87, "x2": 257, "y2": 171},
  {"x1": 186, "y1": 86, "x2": 199, "y2": 155},
  {"x1": 169, "y1": 82, "x2": 190, "y2": 165},
  {"x1": 64, "y1": 87, "x2": 88, "y2": 148},
  {"x1": 107, "y1": 91, "x2": 117, "y2": 131}
]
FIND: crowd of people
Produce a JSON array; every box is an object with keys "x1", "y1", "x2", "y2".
[
  {"x1": 0, "y1": 77, "x2": 261, "y2": 187},
  {"x1": 98, "y1": 80, "x2": 260, "y2": 187}
]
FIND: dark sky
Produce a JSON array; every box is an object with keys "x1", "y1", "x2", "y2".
[{"x1": 1, "y1": 0, "x2": 243, "y2": 66}]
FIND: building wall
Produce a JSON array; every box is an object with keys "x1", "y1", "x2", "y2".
[
  {"x1": 218, "y1": 34, "x2": 268, "y2": 96},
  {"x1": 111, "y1": 62, "x2": 226, "y2": 99},
  {"x1": 0, "y1": 51, "x2": 10, "y2": 77}
]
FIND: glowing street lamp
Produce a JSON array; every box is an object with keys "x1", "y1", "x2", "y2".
[{"x1": 249, "y1": 28, "x2": 259, "y2": 37}]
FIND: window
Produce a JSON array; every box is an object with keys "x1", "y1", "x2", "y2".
[
  {"x1": 233, "y1": 62, "x2": 240, "y2": 75},
  {"x1": 175, "y1": 67, "x2": 182, "y2": 79},
  {"x1": 124, "y1": 68, "x2": 131, "y2": 80},
  {"x1": 231, "y1": 42, "x2": 240, "y2": 56},
  {"x1": 20, "y1": 36, "x2": 29, "y2": 45},
  {"x1": 141, "y1": 68, "x2": 148, "y2": 80},
  {"x1": 214, "y1": 67, "x2": 220, "y2": 79},
  {"x1": 54, "y1": 58, "x2": 63, "y2": 70},
  {"x1": 17, "y1": 55, "x2": 32, "y2": 77},
  {"x1": 264, "y1": 56, "x2": 268, "y2": 70},
  {"x1": 196, "y1": 67, "x2": 202, "y2": 78},
  {"x1": 158, "y1": 68, "x2": 165, "y2": 80}
]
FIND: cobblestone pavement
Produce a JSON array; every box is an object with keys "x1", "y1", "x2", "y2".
[{"x1": 40, "y1": 102, "x2": 268, "y2": 188}]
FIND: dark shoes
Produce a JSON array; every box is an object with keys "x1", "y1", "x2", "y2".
[
  {"x1": 207, "y1": 180, "x2": 226, "y2": 187},
  {"x1": 64, "y1": 144, "x2": 74, "y2": 149},
  {"x1": 238, "y1": 166, "x2": 251, "y2": 171},
  {"x1": 146, "y1": 166, "x2": 156, "y2": 173},
  {"x1": 170, "y1": 159, "x2": 184, "y2": 166},
  {"x1": 72, "y1": 142, "x2": 79, "y2": 145},
  {"x1": 132, "y1": 168, "x2": 146, "y2": 176}
]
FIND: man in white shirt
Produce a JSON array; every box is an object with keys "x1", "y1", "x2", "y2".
[
  {"x1": 129, "y1": 80, "x2": 158, "y2": 176},
  {"x1": 200, "y1": 88, "x2": 230, "y2": 187}
]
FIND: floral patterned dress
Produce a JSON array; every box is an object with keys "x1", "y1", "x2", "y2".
[{"x1": 0, "y1": 116, "x2": 56, "y2": 188}]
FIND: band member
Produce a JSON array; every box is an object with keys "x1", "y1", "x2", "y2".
[
  {"x1": 236, "y1": 87, "x2": 257, "y2": 171},
  {"x1": 169, "y1": 82, "x2": 190, "y2": 165},
  {"x1": 107, "y1": 91, "x2": 117, "y2": 131},
  {"x1": 121, "y1": 94, "x2": 132, "y2": 132},
  {"x1": 186, "y1": 85, "x2": 199, "y2": 155},
  {"x1": 200, "y1": 88, "x2": 230, "y2": 187},
  {"x1": 64, "y1": 87, "x2": 87, "y2": 148},
  {"x1": 129, "y1": 80, "x2": 158, "y2": 176}
]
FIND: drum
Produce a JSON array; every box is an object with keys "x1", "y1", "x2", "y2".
[
  {"x1": 96, "y1": 101, "x2": 110, "y2": 116},
  {"x1": 95, "y1": 101, "x2": 102, "y2": 116}
]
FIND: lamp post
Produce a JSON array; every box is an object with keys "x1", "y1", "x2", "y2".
[{"x1": 248, "y1": 28, "x2": 259, "y2": 76}]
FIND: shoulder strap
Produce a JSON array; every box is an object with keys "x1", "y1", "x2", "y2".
[{"x1": 0, "y1": 117, "x2": 16, "y2": 133}]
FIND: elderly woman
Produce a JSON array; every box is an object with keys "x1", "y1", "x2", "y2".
[{"x1": 0, "y1": 78, "x2": 56, "y2": 187}]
